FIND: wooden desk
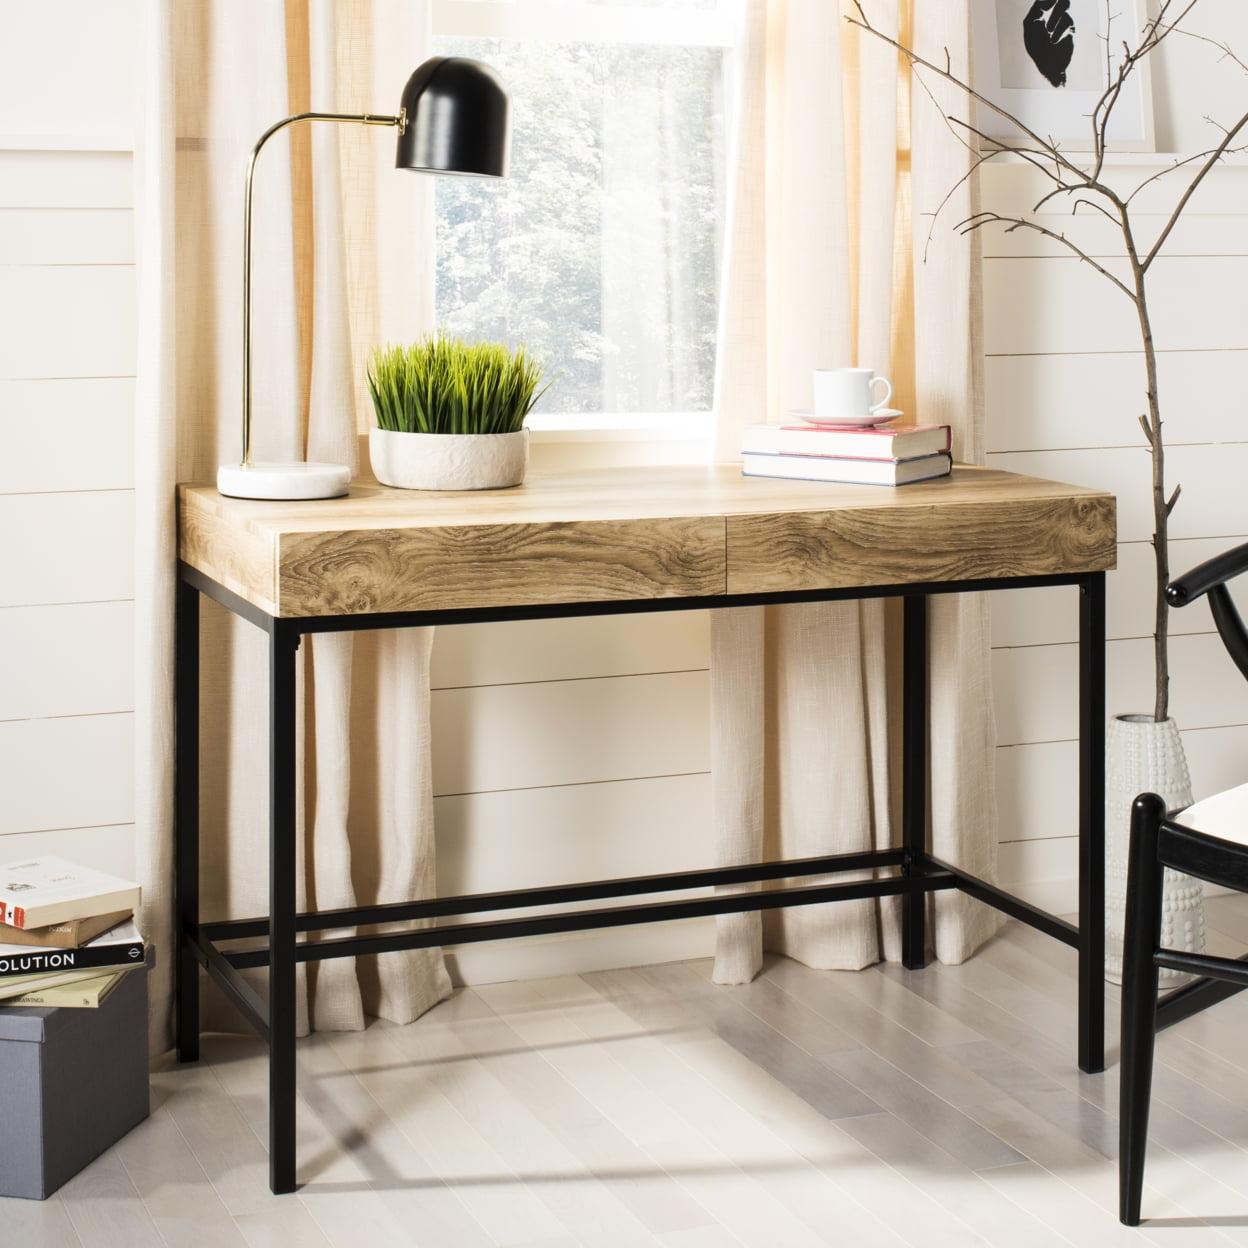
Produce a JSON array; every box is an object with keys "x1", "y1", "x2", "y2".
[{"x1": 175, "y1": 464, "x2": 1116, "y2": 1193}]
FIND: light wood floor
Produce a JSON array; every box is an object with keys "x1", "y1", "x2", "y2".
[{"x1": 12, "y1": 900, "x2": 1248, "y2": 1247}]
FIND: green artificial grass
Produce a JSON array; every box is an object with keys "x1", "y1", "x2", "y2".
[{"x1": 367, "y1": 336, "x2": 548, "y2": 436}]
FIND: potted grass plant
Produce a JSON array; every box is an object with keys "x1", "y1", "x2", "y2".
[{"x1": 367, "y1": 336, "x2": 548, "y2": 491}]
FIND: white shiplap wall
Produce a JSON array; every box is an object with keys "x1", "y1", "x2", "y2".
[
  {"x1": 0, "y1": 4, "x2": 141, "y2": 881},
  {"x1": 0, "y1": 145, "x2": 138, "y2": 884},
  {"x1": 429, "y1": 612, "x2": 714, "y2": 981},
  {"x1": 6, "y1": 1, "x2": 1248, "y2": 975}
]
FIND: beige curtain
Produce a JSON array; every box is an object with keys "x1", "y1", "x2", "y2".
[
  {"x1": 134, "y1": 0, "x2": 451, "y2": 1053},
  {"x1": 710, "y1": 0, "x2": 1000, "y2": 982}
]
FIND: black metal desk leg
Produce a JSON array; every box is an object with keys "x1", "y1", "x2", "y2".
[
  {"x1": 269, "y1": 624, "x2": 300, "y2": 1194},
  {"x1": 902, "y1": 594, "x2": 929, "y2": 969},
  {"x1": 1079, "y1": 572, "x2": 1107, "y2": 1074},
  {"x1": 175, "y1": 575, "x2": 200, "y2": 1063}
]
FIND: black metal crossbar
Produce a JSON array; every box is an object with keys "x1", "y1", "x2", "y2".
[
  {"x1": 188, "y1": 925, "x2": 270, "y2": 1044},
  {"x1": 199, "y1": 854, "x2": 1078, "y2": 992},
  {"x1": 928, "y1": 856, "x2": 1081, "y2": 948},
  {"x1": 216, "y1": 868, "x2": 958, "y2": 971},
  {"x1": 179, "y1": 560, "x2": 1091, "y2": 638},
  {"x1": 202, "y1": 846, "x2": 908, "y2": 942}
]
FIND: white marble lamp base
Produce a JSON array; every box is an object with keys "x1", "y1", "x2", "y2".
[{"x1": 217, "y1": 461, "x2": 350, "y2": 500}]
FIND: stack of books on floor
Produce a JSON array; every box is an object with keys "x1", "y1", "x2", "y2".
[
  {"x1": 0, "y1": 857, "x2": 144, "y2": 1008},
  {"x1": 741, "y1": 422, "x2": 953, "y2": 485}
]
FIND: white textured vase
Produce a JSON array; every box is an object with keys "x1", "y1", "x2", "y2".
[
  {"x1": 1105, "y1": 714, "x2": 1205, "y2": 984},
  {"x1": 369, "y1": 427, "x2": 529, "y2": 491}
]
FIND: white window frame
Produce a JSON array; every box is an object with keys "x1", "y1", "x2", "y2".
[
  {"x1": 434, "y1": 0, "x2": 738, "y2": 48},
  {"x1": 432, "y1": 0, "x2": 737, "y2": 447}
]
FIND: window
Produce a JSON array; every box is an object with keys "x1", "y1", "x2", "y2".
[{"x1": 432, "y1": 0, "x2": 737, "y2": 428}]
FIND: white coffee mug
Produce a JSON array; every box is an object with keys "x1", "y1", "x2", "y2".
[{"x1": 813, "y1": 367, "x2": 893, "y2": 419}]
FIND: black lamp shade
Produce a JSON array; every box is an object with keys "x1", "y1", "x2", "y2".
[{"x1": 395, "y1": 57, "x2": 509, "y2": 178}]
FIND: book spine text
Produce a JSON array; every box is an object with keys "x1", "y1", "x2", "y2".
[{"x1": 0, "y1": 940, "x2": 144, "y2": 978}]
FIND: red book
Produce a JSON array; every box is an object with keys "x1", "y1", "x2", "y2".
[{"x1": 741, "y1": 422, "x2": 951, "y2": 461}]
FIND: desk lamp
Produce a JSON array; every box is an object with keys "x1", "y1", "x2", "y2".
[{"x1": 217, "y1": 57, "x2": 510, "y2": 500}]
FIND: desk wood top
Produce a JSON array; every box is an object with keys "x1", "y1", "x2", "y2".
[{"x1": 178, "y1": 464, "x2": 1116, "y2": 618}]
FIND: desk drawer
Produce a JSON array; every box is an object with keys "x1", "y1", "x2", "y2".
[
  {"x1": 277, "y1": 516, "x2": 726, "y2": 616},
  {"x1": 725, "y1": 495, "x2": 1116, "y2": 594}
]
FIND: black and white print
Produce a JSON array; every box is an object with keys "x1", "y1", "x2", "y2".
[
  {"x1": 997, "y1": 0, "x2": 1102, "y2": 89},
  {"x1": 971, "y1": 0, "x2": 1155, "y2": 150}
]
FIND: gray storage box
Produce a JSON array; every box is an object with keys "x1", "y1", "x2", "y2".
[{"x1": 0, "y1": 957, "x2": 150, "y2": 1199}]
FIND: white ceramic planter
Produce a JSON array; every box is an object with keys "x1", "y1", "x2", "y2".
[
  {"x1": 1104, "y1": 714, "x2": 1205, "y2": 985},
  {"x1": 369, "y1": 427, "x2": 529, "y2": 491}
]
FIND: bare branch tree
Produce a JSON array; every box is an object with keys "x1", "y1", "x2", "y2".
[
  {"x1": 847, "y1": 0, "x2": 1243, "y2": 722},
  {"x1": 1155, "y1": 17, "x2": 1248, "y2": 75},
  {"x1": 955, "y1": 211, "x2": 1138, "y2": 298},
  {"x1": 1144, "y1": 112, "x2": 1248, "y2": 268},
  {"x1": 1124, "y1": 141, "x2": 1248, "y2": 206}
]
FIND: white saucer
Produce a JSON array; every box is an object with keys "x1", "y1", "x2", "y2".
[{"x1": 792, "y1": 408, "x2": 903, "y2": 428}]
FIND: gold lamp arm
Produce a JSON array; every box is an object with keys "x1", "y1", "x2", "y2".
[{"x1": 239, "y1": 109, "x2": 406, "y2": 468}]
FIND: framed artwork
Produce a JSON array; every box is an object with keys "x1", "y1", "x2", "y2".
[{"x1": 971, "y1": 0, "x2": 1156, "y2": 152}]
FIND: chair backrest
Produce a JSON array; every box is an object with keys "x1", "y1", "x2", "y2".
[
  {"x1": 1208, "y1": 586, "x2": 1248, "y2": 683},
  {"x1": 1169, "y1": 540, "x2": 1248, "y2": 682},
  {"x1": 1158, "y1": 816, "x2": 1248, "y2": 894},
  {"x1": 1149, "y1": 810, "x2": 1248, "y2": 987}
]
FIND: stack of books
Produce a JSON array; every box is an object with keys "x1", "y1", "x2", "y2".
[
  {"x1": 741, "y1": 423, "x2": 953, "y2": 485},
  {"x1": 0, "y1": 857, "x2": 144, "y2": 1009}
]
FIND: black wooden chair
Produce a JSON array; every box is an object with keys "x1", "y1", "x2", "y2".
[{"x1": 1120, "y1": 540, "x2": 1248, "y2": 1225}]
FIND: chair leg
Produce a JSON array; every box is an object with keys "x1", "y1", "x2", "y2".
[{"x1": 1119, "y1": 792, "x2": 1166, "y2": 1227}]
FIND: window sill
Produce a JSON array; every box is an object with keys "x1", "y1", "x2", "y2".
[
  {"x1": 527, "y1": 412, "x2": 714, "y2": 444},
  {"x1": 526, "y1": 413, "x2": 713, "y2": 470}
]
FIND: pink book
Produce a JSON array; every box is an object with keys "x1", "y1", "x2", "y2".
[{"x1": 741, "y1": 423, "x2": 951, "y2": 462}]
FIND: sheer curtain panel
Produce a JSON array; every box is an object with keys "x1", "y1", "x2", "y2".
[
  {"x1": 709, "y1": 0, "x2": 1000, "y2": 982},
  {"x1": 134, "y1": 0, "x2": 451, "y2": 1052}
]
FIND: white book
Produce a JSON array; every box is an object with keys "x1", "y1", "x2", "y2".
[
  {"x1": 741, "y1": 451, "x2": 952, "y2": 486},
  {"x1": 0, "y1": 857, "x2": 141, "y2": 930}
]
